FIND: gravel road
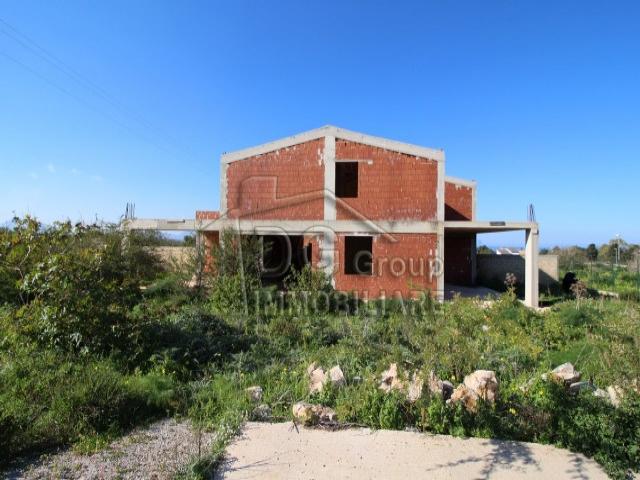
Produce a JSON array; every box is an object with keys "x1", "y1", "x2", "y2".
[{"x1": 4, "y1": 419, "x2": 215, "y2": 480}]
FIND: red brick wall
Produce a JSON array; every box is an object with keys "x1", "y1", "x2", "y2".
[
  {"x1": 334, "y1": 233, "x2": 438, "y2": 298},
  {"x1": 444, "y1": 233, "x2": 475, "y2": 285},
  {"x1": 335, "y1": 139, "x2": 439, "y2": 221},
  {"x1": 202, "y1": 231, "x2": 220, "y2": 272},
  {"x1": 225, "y1": 139, "x2": 325, "y2": 220},
  {"x1": 445, "y1": 181, "x2": 473, "y2": 220},
  {"x1": 303, "y1": 234, "x2": 322, "y2": 268},
  {"x1": 196, "y1": 210, "x2": 220, "y2": 220}
]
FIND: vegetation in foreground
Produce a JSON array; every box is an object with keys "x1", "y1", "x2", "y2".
[{"x1": 1, "y1": 217, "x2": 639, "y2": 479}]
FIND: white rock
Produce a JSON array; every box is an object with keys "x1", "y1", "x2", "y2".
[
  {"x1": 308, "y1": 366, "x2": 327, "y2": 394},
  {"x1": 379, "y1": 363, "x2": 405, "y2": 393},
  {"x1": 464, "y1": 370, "x2": 499, "y2": 404},
  {"x1": 245, "y1": 386, "x2": 263, "y2": 403},
  {"x1": 292, "y1": 402, "x2": 336, "y2": 426},
  {"x1": 329, "y1": 365, "x2": 346, "y2": 387},
  {"x1": 607, "y1": 385, "x2": 624, "y2": 408},
  {"x1": 292, "y1": 402, "x2": 319, "y2": 425},
  {"x1": 448, "y1": 370, "x2": 498, "y2": 413},
  {"x1": 550, "y1": 363, "x2": 581, "y2": 385},
  {"x1": 447, "y1": 384, "x2": 479, "y2": 412}
]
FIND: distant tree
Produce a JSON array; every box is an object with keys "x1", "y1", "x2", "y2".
[
  {"x1": 477, "y1": 245, "x2": 495, "y2": 255},
  {"x1": 540, "y1": 248, "x2": 550, "y2": 255},
  {"x1": 183, "y1": 234, "x2": 196, "y2": 246},
  {"x1": 586, "y1": 243, "x2": 598, "y2": 262},
  {"x1": 602, "y1": 237, "x2": 630, "y2": 264}
]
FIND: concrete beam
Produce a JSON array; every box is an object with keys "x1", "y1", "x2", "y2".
[
  {"x1": 123, "y1": 218, "x2": 196, "y2": 231},
  {"x1": 221, "y1": 126, "x2": 445, "y2": 164},
  {"x1": 444, "y1": 175, "x2": 477, "y2": 188},
  {"x1": 196, "y1": 219, "x2": 440, "y2": 235},
  {"x1": 125, "y1": 217, "x2": 440, "y2": 236},
  {"x1": 444, "y1": 221, "x2": 538, "y2": 233}
]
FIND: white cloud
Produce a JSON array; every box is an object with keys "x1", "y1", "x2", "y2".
[{"x1": 47, "y1": 163, "x2": 56, "y2": 173}]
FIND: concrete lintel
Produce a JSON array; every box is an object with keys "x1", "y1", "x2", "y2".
[
  {"x1": 444, "y1": 221, "x2": 538, "y2": 233},
  {"x1": 123, "y1": 218, "x2": 196, "y2": 231},
  {"x1": 195, "y1": 219, "x2": 440, "y2": 235},
  {"x1": 445, "y1": 175, "x2": 477, "y2": 188},
  {"x1": 335, "y1": 158, "x2": 373, "y2": 164},
  {"x1": 221, "y1": 125, "x2": 444, "y2": 164}
]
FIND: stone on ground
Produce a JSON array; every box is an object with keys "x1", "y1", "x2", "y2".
[
  {"x1": 329, "y1": 365, "x2": 346, "y2": 387},
  {"x1": 550, "y1": 362, "x2": 581, "y2": 386},
  {"x1": 292, "y1": 401, "x2": 337, "y2": 426},
  {"x1": 308, "y1": 365, "x2": 327, "y2": 394},
  {"x1": 379, "y1": 363, "x2": 405, "y2": 393},
  {"x1": 448, "y1": 370, "x2": 498, "y2": 412},
  {"x1": 245, "y1": 386, "x2": 263, "y2": 403}
]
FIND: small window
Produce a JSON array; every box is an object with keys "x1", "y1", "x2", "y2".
[
  {"x1": 344, "y1": 236, "x2": 372, "y2": 275},
  {"x1": 335, "y1": 161, "x2": 358, "y2": 198}
]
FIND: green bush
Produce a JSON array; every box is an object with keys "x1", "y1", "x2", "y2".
[
  {"x1": 0, "y1": 348, "x2": 178, "y2": 465},
  {"x1": 1, "y1": 217, "x2": 163, "y2": 355}
]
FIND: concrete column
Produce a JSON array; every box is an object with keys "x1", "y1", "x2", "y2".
[
  {"x1": 436, "y1": 222, "x2": 445, "y2": 302},
  {"x1": 524, "y1": 226, "x2": 539, "y2": 308},
  {"x1": 322, "y1": 135, "x2": 337, "y2": 287},
  {"x1": 324, "y1": 135, "x2": 336, "y2": 220}
]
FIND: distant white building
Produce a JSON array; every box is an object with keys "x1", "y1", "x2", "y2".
[{"x1": 496, "y1": 247, "x2": 523, "y2": 256}]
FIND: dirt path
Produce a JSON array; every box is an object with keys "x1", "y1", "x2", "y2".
[
  {"x1": 216, "y1": 422, "x2": 608, "y2": 479},
  {"x1": 5, "y1": 419, "x2": 215, "y2": 480}
]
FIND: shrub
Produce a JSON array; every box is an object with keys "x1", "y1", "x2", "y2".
[
  {"x1": 0, "y1": 348, "x2": 178, "y2": 465},
  {"x1": 2, "y1": 217, "x2": 163, "y2": 355},
  {"x1": 209, "y1": 230, "x2": 263, "y2": 322}
]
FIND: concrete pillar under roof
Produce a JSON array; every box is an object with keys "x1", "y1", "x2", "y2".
[{"x1": 524, "y1": 226, "x2": 539, "y2": 308}]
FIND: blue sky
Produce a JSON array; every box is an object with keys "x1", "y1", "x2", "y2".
[{"x1": 1, "y1": 1, "x2": 638, "y2": 247}]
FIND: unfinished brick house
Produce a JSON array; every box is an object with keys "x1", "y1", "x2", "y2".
[{"x1": 128, "y1": 126, "x2": 540, "y2": 307}]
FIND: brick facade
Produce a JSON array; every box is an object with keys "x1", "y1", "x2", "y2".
[
  {"x1": 335, "y1": 139, "x2": 439, "y2": 221},
  {"x1": 445, "y1": 181, "x2": 473, "y2": 221},
  {"x1": 225, "y1": 138, "x2": 325, "y2": 220},
  {"x1": 334, "y1": 233, "x2": 438, "y2": 298}
]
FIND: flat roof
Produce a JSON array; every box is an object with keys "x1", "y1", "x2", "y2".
[{"x1": 445, "y1": 221, "x2": 538, "y2": 233}]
